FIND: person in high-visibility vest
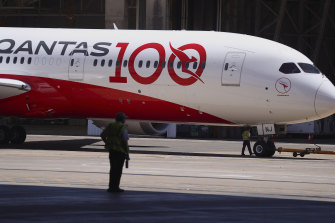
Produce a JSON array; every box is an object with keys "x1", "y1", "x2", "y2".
[
  {"x1": 241, "y1": 128, "x2": 252, "y2": 156},
  {"x1": 100, "y1": 112, "x2": 130, "y2": 193}
]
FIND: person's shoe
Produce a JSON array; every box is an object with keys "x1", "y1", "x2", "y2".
[
  {"x1": 116, "y1": 188, "x2": 125, "y2": 193},
  {"x1": 249, "y1": 153, "x2": 253, "y2": 156},
  {"x1": 241, "y1": 154, "x2": 245, "y2": 156},
  {"x1": 107, "y1": 188, "x2": 124, "y2": 193}
]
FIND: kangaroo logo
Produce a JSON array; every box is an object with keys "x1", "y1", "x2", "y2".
[
  {"x1": 275, "y1": 77, "x2": 291, "y2": 94},
  {"x1": 168, "y1": 42, "x2": 207, "y2": 86},
  {"x1": 279, "y1": 82, "x2": 289, "y2": 90}
]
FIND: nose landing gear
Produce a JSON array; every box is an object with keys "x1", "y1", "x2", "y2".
[
  {"x1": 252, "y1": 124, "x2": 286, "y2": 158},
  {"x1": 253, "y1": 138, "x2": 276, "y2": 157}
]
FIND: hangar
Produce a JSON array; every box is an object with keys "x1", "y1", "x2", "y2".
[{"x1": 1, "y1": 0, "x2": 334, "y2": 137}]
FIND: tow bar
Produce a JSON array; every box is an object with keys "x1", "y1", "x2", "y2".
[{"x1": 277, "y1": 145, "x2": 335, "y2": 157}]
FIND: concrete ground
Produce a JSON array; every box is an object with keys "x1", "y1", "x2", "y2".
[{"x1": 0, "y1": 135, "x2": 335, "y2": 222}]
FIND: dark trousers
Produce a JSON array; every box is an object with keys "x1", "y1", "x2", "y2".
[
  {"x1": 242, "y1": 140, "x2": 252, "y2": 155},
  {"x1": 109, "y1": 151, "x2": 126, "y2": 189}
]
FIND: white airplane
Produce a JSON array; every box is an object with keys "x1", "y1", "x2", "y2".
[{"x1": 1, "y1": 27, "x2": 335, "y2": 157}]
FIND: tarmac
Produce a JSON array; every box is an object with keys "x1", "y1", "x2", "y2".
[{"x1": 0, "y1": 135, "x2": 335, "y2": 222}]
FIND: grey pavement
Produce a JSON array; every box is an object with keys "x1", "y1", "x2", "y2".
[{"x1": 0, "y1": 135, "x2": 335, "y2": 222}]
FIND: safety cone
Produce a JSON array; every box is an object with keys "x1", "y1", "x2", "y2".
[{"x1": 308, "y1": 133, "x2": 312, "y2": 142}]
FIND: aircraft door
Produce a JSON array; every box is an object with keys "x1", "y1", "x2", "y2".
[
  {"x1": 68, "y1": 51, "x2": 88, "y2": 81},
  {"x1": 221, "y1": 52, "x2": 246, "y2": 86}
]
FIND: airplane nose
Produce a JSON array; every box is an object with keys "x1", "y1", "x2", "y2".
[{"x1": 315, "y1": 79, "x2": 335, "y2": 118}]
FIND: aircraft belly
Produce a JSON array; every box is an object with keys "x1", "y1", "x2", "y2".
[{"x1": 0, "y1": 74, "x2": 234, "y2": 124}]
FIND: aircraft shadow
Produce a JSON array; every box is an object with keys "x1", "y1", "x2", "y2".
[
  {"x1": 275, "y1": 138, "x2": 335, "y2": 145},
  {"x1": 130, "y1": 150, "x2": 326, "y2": 160},
  {"x1": 0, "y1": 138, "x2": 103, "y2": 152},
  {"x1": 0, "y1": 184, "x2": 334, "y2": 223},
  {"x1": 0, "y1": 139, "x2": 168, "y2": 152},
  {"x1": 0, "y1": 138, "x2": 326, "y2": 160}
]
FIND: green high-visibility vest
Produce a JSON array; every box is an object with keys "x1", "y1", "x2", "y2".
[
  {"x1": 242, "y1": 130, "x2": 250, "y2": 141},
  {"x1": 103, "y1": 122, "x2": 127, "y2": 154}
]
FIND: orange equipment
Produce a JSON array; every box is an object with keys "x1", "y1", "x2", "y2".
[{"x1": 277, "y1": 146, "x2": 335, "y2": 157}]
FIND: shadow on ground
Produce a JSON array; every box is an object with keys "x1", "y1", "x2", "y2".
[
  {"x1": 0, "y1": 184, "x2": 334, "y2": 223},
  {"x1": 0, "y1": 138, "x2": 326, "y2": 160}
]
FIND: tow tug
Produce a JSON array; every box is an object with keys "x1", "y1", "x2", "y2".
[{"x1": 277, "y1": 145, "x2": 335, "y2": 157}]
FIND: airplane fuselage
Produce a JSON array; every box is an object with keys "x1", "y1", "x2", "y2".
[{"x1": 1, "y1": 27, "x2": 335, "y2": 126}]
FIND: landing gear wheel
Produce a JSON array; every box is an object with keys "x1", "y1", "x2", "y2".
[
  {"x1": 253, "y1": 140, "x2": 276, "y2": 157},
  {"x1": 293, "y1": 152, "x2": 298, "y2": 157},
  {"x1": 0, "y1": 125, "x2": 11, "y2": 144},
  {"x1": 266, "y1": 141, "x2": 276, "y2": 157},
  {"x1": 10, "y1": 126, "x2": 26, "y2": 144},
  {"x1": 253, "y1": 141, "x2": 268, "y2": 157}
]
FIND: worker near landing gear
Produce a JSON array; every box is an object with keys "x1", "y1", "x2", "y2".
[
  {"x1": 100, "y1": 112, "x2": 130, "y2": 193},
  {"x1": 241, "y1": 128, "x2": 252, "y2": 156}
]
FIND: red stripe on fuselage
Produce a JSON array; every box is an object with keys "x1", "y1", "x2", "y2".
[{"x1": 0, "y1": 74, "x2": 234, "y2": 124}]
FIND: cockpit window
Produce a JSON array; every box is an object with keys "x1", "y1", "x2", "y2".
[
  {"x1": 279, "y1": 63, "x2": 301, "y2": 74},
  {"x1": 298, "y1": 63, "x2": 320, "y2": 74}
]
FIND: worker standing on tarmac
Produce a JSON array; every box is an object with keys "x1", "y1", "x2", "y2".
[
  {"x1": 100, "y1": 112, "x2": 130, "y2": 193},
  {"x1": 241, "y1": 128, "x2": 252, "y2": 156}
]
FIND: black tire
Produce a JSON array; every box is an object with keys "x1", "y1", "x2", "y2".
[
  {"x1": 266, "y1": 141, "x2": 276, "y2": 157},
  {"x1": 0, "y1": 125, "x2": 11, "y2": 144},
  {"x1": 293, "y1": 152, "x2": 298, "y2": 157},
  {"x1": 10, "y1": 126, "x2": 26, "y2": 144},
  {"x1": 253, "y1": 141, "x2": 268, "y2": 157}
]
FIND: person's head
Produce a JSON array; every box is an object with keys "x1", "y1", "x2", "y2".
[{"x1": 115, "y1": 112, "x2": 127, "y2": 124}]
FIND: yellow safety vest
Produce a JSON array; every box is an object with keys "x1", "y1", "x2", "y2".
[
  {"x1": 103, "y1": 122, "x2": 128, "y2": 154},
  {"x1": 242, "y1": 130, "x2": 250, "y2": 141}
]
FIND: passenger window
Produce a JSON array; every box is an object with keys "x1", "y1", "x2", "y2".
[
  {"x1": 6, "y1": 57, "x2": 10, "y2": 64},
  {"x1": 193, "y1": 62, "x2": 198, "y2": 69},
  {"x1": 146, "y1": 61, "x2": 150, "y2": 68},
  {"x1": 139, "y1": 60, "x2": 143, "y2": 68},
  {"x1": 185, "y1": 62, "x2": 189, "y2": 69},
  {"x1": 13, "y1": 57, "x2": 17, "y2": 64},
  {"x1": 154, "y1": 61, "x2": 158, "y2": 68},
  {"x1": 224, "y1": 63, "x2": 229, "y2": 71},
  {"x1": 108, "y1": 60, "x2": 113, "y2": 67},
  {"x1": 123, "y1": 60, "x2": 128, "y2": 67},
  {"x1": 93, "y1": 59, "x2": 98, "y2": 66},
  {"x1": 161, "y1": 61, "x2": 166, "y2": 68},
  {"x1": 201, "y1": 62, "x2": 206, "y2": 69},
  {"x1": 177, "y1": 61, "x2": 181, "y2": 69},
  {"x1": 169, "y1": 61, "x2": 174, "y2": 68},
  {"x1": 56, "y1": 58, "x2": 61, "y2": 66},
  {"x1": 70, "y1": 59, "x2": 74, "y2": 66},
  {"x1": 298, "y1": 63, "x2": 320, "y2": 74},
  {"x1": 28, "y1": 57, "x2": 32, "y2": 64},
  {"x1": 116, "y1": 60, "x2": 120, "y2": 67},
  {"x1": 0, "y1": 56, "x2": 3, "y2": 63},
  {"x1": 49, "y1": 58, "x2": 54, "y2": 65},
  {"x1": 279, "y1": 63, "x2": 301, "y2": 74},
  {"x1": 101, "y1": 59, "x2": 105, "y2": 67}
]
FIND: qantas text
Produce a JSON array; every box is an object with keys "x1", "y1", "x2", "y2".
[{"x1": 0, "y1": 39, "x2": 207, "y2": 86}]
